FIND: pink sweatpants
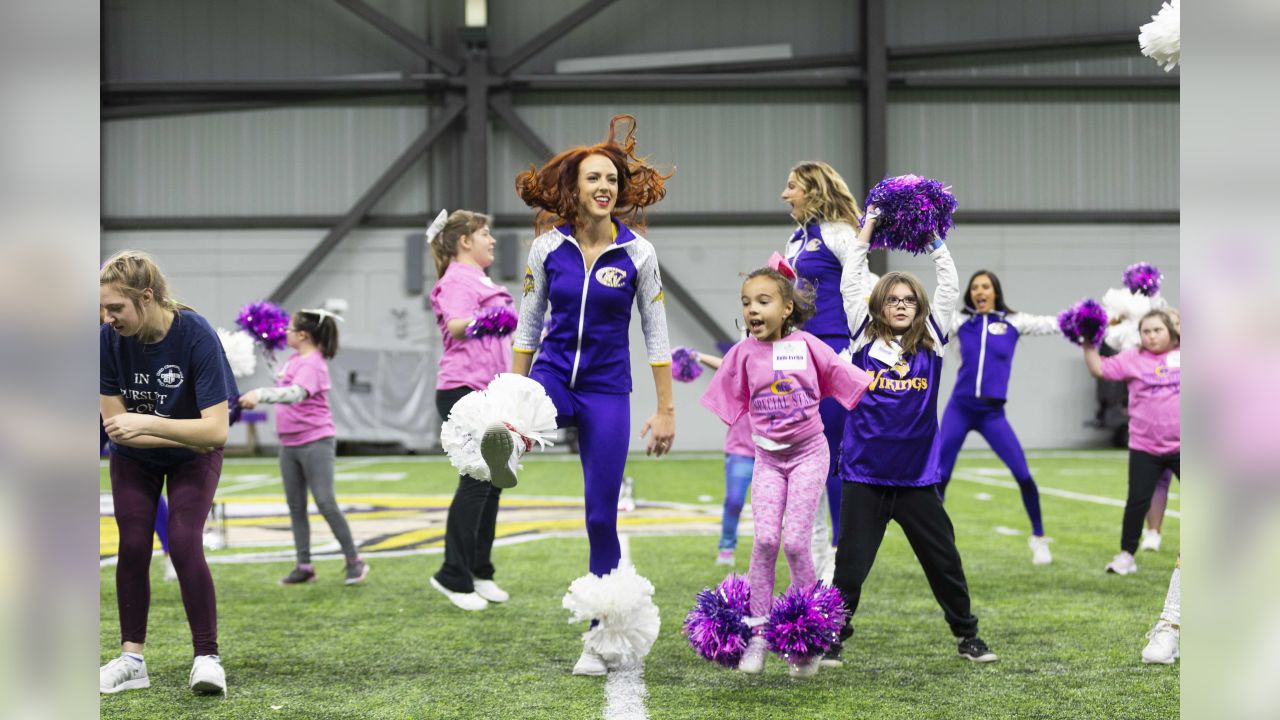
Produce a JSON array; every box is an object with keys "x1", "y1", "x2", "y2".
[{"x1": 747, "y1": 433, "x2": 830, "y2": 617}]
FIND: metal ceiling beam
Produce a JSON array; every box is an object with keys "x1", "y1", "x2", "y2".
[
  {"x1": 332, "y1": 0, "x2": 462, "y2": 75},
  {"x1": 507, "y1": 70, "x2": 861, "y2": 91},
  {"x1": 889, "y1": 32, "x2": 1138, "y2": 61},
  {"x1": 104, "y1": 78, "x2": 448, "y2": 98},
  {"x1": 863, "y1": 0, "x2": 889, "y2": 276},
  {"x1": 103, "y1": 100, "x2": 284, "y2": 120},
  {"x1": 102, "y1": 210, "x2": 1180, "y2": 232},
  {"x1": 267, "y1": 97, "x2": 465, "y2": 304},
  {"x1": 492, "y1": 0, "x2": 622, "y2": 75},
  {"x1": 488, "y1": 92, "x2": 554, "y2": 160},
  {"x1": 889, "y1": 75, "x2": 1179, "y2": 90}
]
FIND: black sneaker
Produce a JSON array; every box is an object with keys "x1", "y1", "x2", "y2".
[
  {"x1": 819, "y1": 642, "x2": 843, "y2": 668},
  {"x1": 957, "y1": 636, "x2": 998, "y2": 663},
  {"x1": 344, "y1": 559, "x2": 370, "y2": 585},
  {"x1": 279, "y1": 565, "x2": 316, "y2": 585}
]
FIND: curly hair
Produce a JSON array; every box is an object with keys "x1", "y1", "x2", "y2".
[
  {"x1": 515, "y1": 114, "x2": 672, "y2": 235},
  {"x1": 743, "y1": 267, "x2": 817, "y2": 336},
  {"x1": 790, "y1": 161, "x2": 863, "y2": 227}
]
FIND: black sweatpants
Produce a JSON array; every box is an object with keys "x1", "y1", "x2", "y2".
[
  {"x1": 832, "y1": 481, "x2": 979, "y2": 640},
  {"x1": 1121, "y1": 449, "x2": 1180, "y2": 554},
  {"x1": 433, "y1": 386, "x2": 503, "y2": 593}
]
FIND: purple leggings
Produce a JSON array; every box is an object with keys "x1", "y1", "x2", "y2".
[
  {"x1": 531, "y1": 368, "x2": 631, "y2": 577},
  {"x1": 110, "y1": 449, "x2": 222, "y2": 656},
  {"x1": 748, "y1": 434, "x2": 829, "y2": 617}
]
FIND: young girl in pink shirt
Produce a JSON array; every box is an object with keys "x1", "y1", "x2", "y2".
[
  {"x1": 701, "y1": 267, "x2": 872, "y2": 677},
  {"x1": 425, "y1": 209, "x2": 518, "y2": 612},
  {"x1": 240, "y1": 309, "x2": 369, "y2": 585},
  {"x1": 1083, "y1": 309, "x2": 1181, "y2": 575}
]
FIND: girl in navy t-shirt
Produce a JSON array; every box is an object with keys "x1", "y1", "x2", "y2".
[{"x1": 99, "y1": 250, "x2": 235, "y2": 696}]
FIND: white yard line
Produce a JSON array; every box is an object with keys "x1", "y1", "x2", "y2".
[
  {"x1": 951, "y1": 470, "x2": 1180, "y2": 520},
  {"x1": 604, "y1": 534, "x2": 649, "y2": 720}
]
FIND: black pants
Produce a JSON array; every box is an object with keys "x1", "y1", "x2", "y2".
[
  {"x1": 1121, "y1": 449, "x2": 1180, "y2": 554},
  {"x1": 832, "y1": 482, "x2": 979, "y2": 639},
  {"x1": 433, "y1": 386, "x2": 503, "y2": 593}
]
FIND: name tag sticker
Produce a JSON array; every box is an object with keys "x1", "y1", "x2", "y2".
[
  {"x1": 868, "y1": 339, "x2": 900, "y2": 368},
  {"x1": 772, "y1": 341, "x2": 808, "y2": 370},
  {"x1": 1166, "y1": 351, "x2": 1180, "y2": 368}
]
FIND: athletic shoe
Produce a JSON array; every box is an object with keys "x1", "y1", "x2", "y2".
[
  {"x1": 100, "y1": 656, "x2": 149, "y2": 694},
  {"x1": 788, "y1": 656, "x2": 820, "y2": 678},
  {"x1": 819, "y1": 644, "x2": 844, "y2": 668},
  {"x1": 473, "y1": 579, "x2": 509, "y2": 603},
  {"x1": 279, "y1": 565, "x2": 316, "y2": 585},
  {"x1": 189, "y1": 655, "x2": 226, "y2": 695},
  {"x1": 1140, "y1": 529, "x2": 1163, "y2": 553},
  {"x1": 481, "y1": 423, "x2": 518, "y2": 489},
  {"x1": 430, "y1": 576, "x2": 488, "y2": 611},
  {"x1": 1141, "y1": 621, "x2": 1179, "y2": 664},
  {"x1": 344, "y1": 559, "x2": 370, "y2": 586},
  {"x1": 738, "y1": 636, "x2": 767, "y2": 674},
  {"x1": 1029, "y1": 536, "x2": 1052, "y2": 566},
  {"x1": 819, "y1": 643, "x2": 844, "y2": 668},
  {"x1": 715, "y1": 549, "x2": 735, "y2": 566},
  {"x1": 957, "y1": 636, "x2": 999, "y2": 663},
  {"x1": 163, "y1": 555, "x2": 178, "y2": 582},
  {"x1": 1106, "y1": 551, "x2": 1138, "y2": 575},
  {"x1": 572, "y1": 648, "x2": 608, "y2": 676}
]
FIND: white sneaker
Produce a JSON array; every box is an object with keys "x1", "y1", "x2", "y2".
[
  {"x1": 430, "y1": 576, "x2": 488, "y2": 611},
  {"x1": 481, "y1": 424, "x2": 520, "y2": 489},
  {"x1": 1140, "y1": 529, "x2": 1163, "y2": 552},
  {"x1": 1106, "y1": 551, "x2": 1138, "y2": 575},
  {"x1": 1141, "y1": 620, "x2": 1179, "y2": 664},
  {"x1": 163, "y1": 555, "x2": 178, "y2": 582},
  {"x1": 189, "y1": 654, "x2": 226, "y2": 695},
  {"x1": 1029, "y1": 536, "x2": 1052, "y2": 566},
  {"x1": 738, "y1": 636, "x2": 767, "y2": 674},
  {"x1": 572, "y1": 648, "x2": 608, "y2": 676},
  {"x1": 100, "y1": 656, "x2": 149, "y2": 694},
  {"x1": 715, "y1": 549, "x2": 735, "y2": 566},
  {"x1": 473, "y1": 579, "x2": 510, "y2": 603},
  {"x1": 788, "y1": 656, "x2": 820, "y2": 678}
]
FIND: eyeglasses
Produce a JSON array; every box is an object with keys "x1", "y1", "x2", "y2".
[{"x1": 884, "y1": 296, "x2": 918, "y2": 309}]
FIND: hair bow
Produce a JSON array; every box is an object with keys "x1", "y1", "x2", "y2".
[
  {"x1": 767, "y1": 251, "x2": 797, "y2": 281},
  {"x1": 300, "y1": 308, "x2": 345, "y2": 323},
  {"x1": 425, "y1": 209, "x2": 449, "y2": 245}
]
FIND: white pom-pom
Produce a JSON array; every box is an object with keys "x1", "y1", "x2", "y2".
[
  {"x1": 563, "y1": 565, "x2": 662, "y2": 665},
  {"x1": 440, "y1": 391, "x2": 497, "y2": 481},
  {"x1": 483, "y1": 373, "x2": 559, "y2": 448},
  {"x1": 1139, "y1": 0, "x2": 1180, "y2": 71},
  {"x1": 1100, "y1": 287, "x2": 1166, "y2": 351},
  {"x1": 216, "y1": 328, "x2": 258, "y2": 378}
]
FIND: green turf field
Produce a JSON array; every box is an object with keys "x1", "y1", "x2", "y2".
[{"x1": 99, "y1": 450, "x2": 1179, "y2": 719}]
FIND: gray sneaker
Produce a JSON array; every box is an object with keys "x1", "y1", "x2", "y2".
[
  {"x1": 344, "y1": 559, "x2": 370, "y2": 585},
  {"x1": 280, "y1": 565, "x2": 316, "y2": 585},
  {"x1": 481, "y1": 424, "x2": 518, "y2": 489}
]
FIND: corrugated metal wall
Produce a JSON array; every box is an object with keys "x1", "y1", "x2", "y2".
[
  {"x1": 103, "y1": 101, "x2": 447, "y2": 216},
  {"x1": 887, "y1": 89, "x2": 1178, "y2": 210},
  {"x1": 489, "y1": 91, "x2": 863, "y2": 215},
  {"x1": 887, "y1": 0, "x2": 1161, "y2": 45}
]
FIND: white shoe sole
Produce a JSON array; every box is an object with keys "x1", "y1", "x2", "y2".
[
  {"x1": 190, "y1": 678, "x2": 226, "y2": 695},
  {"x1": 960, "y1": 652, "x2": 999, "y2": 663},
  {"x1": 430, "y1": 577, "x2": 488, "y2": 611},
  {"x1": 481, "y1": 425, "x2": 517, "y2": 489},
  {"x1": 100, "y1": 677, "x2": 150, "y2": 694},
  {"x1": 1141, "y1": 652, "x2": 1178, "y2": 664},
  {"x1": 1106, "y1": 565, "x2": 1138, "y2": 575}
]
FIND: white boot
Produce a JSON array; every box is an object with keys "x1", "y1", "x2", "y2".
[{"x1": 738, "y1": 636, "x2": 767, "y2": 674}]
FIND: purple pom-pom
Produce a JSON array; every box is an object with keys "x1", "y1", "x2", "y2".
[
  {"x1": 1122, "y1": 262, "x2": 1162, "y2": 297},
  {"x1": 682, "y1": 574, "x2": 752, "y2": 667},
  {"x1": 863, "y1": 175, "x2": 958, "y2": 254},
  {"x1": 235, "y1": 301, "x2": 290, "y2": 352},
  {"x1": 762, "y1": 582, "x2": 846, "y2": 663},
  {"x1": 1057, "y1": 299, "x2": 1109, "y2": 347},
  {"x1": 671, "y1": 347, "x2": 703, "y2": 383},
  {"x1": 465, "y1": 306, "x2": 518, "y2": 339}
]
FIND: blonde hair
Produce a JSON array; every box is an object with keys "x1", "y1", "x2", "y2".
[
  {"x1": 866, "y1": 272, "x2": 935, "y2": 355},
  {"x1": 791, "y1": 161, "x2": 863, "y2": 227},
  {"x1": 99, "y1": 249, "x2": 191, "y2": 313},
  {"x1": 429, "y1": 210, "x2": 491, "y2": 277}
]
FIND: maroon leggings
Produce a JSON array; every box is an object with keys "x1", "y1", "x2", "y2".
[{"x1": 110, "y1": 449, "x2": 222, "y2": 656}]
